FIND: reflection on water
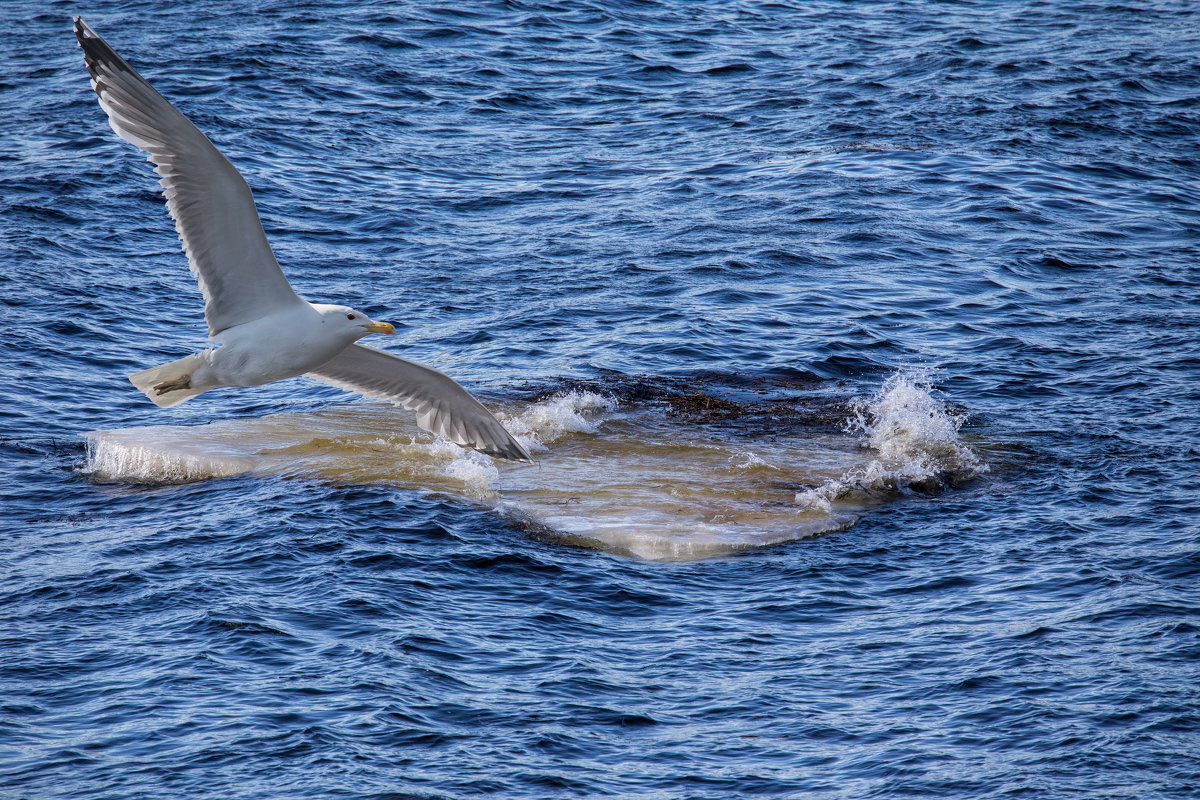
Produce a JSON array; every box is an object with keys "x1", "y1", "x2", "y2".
[{"x1": 84, "y1": 373, "x2": 984, "y2": 560}]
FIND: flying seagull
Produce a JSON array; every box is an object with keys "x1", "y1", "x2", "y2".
[{"x1": 74, "y1": 17, "x2": 531, "y2": 462}]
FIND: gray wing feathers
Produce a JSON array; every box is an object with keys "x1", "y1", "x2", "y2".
[
  {"x1": 306, "y1": 345, "x2": 533, "y2": 463},
  {"x1": 74, "y1": 17, "x2": 304, "y2": 336}
]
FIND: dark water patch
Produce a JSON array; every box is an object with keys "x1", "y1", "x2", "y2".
[
  {"x1": 521, "y1": 371, "x2": 849, "y2": 426},
  {"x1": 342, "y1": 32, "x2": 420, "y2": 50},
  {"x1": 703, "y1": 63, "x2": 757, "y2": 76}
]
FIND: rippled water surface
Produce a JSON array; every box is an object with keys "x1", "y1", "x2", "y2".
[{"x1": 3, "y1": 1, "x2": 1199, "y2": 797}]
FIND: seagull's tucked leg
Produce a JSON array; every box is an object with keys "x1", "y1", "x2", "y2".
[
  {"x1": 129, "y1": 352, "x2": 212, "y2": 409},
  {"x1": 154, "y1": 375, "x2": 191, "y2": 395}
]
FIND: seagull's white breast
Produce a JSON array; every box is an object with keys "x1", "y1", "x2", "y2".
[{"x1": 204, "y1": 304, "x2": 355, "y2": 388}]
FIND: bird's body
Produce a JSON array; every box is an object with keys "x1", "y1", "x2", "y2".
[
  {"x1": 195, "y1": 305, "x2": 379, "y2": 391},
  {"x1": 74, "y1": 17, "x2": 531, "y2": 462},
  {"x1": 132, "y1": 304, "x2": 385, "y2": 405}
]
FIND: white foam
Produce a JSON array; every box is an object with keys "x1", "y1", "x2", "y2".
[
  {"x1": 83, "y1": 429, "x2": 255, "y2": 484},
  {"x1": 795, "y1": 372, "x2": 986, "y2": 511},
  {"x1": 726, "y1": 450, "x2": 780, "y2": 471},
  {"x1": 501, "y1": 390, "x2": 617, "y2": 452},
  {"x1": 424, "y1": 439, "x2": 500, "y2": 499}
]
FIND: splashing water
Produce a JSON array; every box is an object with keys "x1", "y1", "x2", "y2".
[
  {"x1": 83, "y1": 374, "x2": 985, "y2": 560},
  {"x1": 795, "y1": 372, "x2": 986, "y2": 513},
  {"x1": 501, "y1": 391, "x2": 618, "y2": 453}
]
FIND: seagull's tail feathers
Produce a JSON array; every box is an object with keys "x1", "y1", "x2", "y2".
[{"x1": 129, "y1": 353, "x2": 210, "y2": 409}]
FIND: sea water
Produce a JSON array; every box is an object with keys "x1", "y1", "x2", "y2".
[{"x1": 2, "y1": 1, "x2": 1198, "y2": 797}]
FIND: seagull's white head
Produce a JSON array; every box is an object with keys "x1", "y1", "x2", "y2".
[{"x1": 313, "y1": 304, "x2": 396, "y2": 341}]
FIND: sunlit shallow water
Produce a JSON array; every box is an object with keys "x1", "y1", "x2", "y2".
[
  {"x1": 85, "y1": 374, "x2": 985, "y2": 561},
  {"x1": 2, "y1": 1, "x2": 1198, "y2": 798}
]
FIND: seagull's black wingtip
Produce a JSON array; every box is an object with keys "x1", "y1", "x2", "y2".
[
  {"x1": 74, "y1": 17, "x2": 97, "y2": 56},
  {"x1": 501, "y1": 444, "x2": 537, "y2": 464},
  {"x1": 479, "y1": 439, "x2": 535, "y2": 464}
]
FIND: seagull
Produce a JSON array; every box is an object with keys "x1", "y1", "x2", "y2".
[{"x1": 74, "y1": 17, "x2": 531, "y2": 462}]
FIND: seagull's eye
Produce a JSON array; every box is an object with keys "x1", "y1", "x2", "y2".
[{"x1": 346, "y1": 314, "x2": 357, "y2": 320}]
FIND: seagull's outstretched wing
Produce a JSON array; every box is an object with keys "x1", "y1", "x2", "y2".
[
  {"x1": 307, "y1": 345, "x2": 533, "y2": 462},
  {"x1": 74, "y1": 17, "x2": 306, "y2": 336}
]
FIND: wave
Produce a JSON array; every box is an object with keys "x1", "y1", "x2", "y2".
[{"x1": 82, "y1": 373, "x2": 986, "y2": 561}]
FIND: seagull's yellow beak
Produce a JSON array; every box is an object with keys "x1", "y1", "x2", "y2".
[{"x1": 362, "y1": 321, "x2": 396, "y2": 335}]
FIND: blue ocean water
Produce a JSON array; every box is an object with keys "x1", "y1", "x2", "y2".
[{"x1": 3, "y1": 0, "x2": 1199, "y2": 797}]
